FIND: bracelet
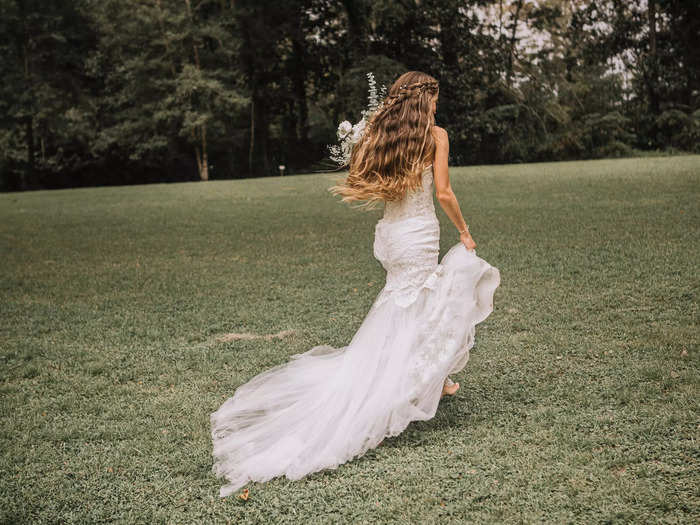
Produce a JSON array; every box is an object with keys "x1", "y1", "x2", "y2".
[{"x1": 458, "y1": 225, "x2": 469, "y2": 234}]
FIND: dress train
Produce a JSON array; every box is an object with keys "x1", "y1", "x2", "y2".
[{"x1": 210, "y1": 165, "x2": 500, "y2": 497}]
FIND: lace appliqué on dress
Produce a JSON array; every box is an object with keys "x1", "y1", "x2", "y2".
[
  {"x1": 408, "y1": 289, "x2": 475, "y2": 386},
  {"x1": 382, "y1": 166, "x2": 436, "y2": 223},
  {"x1": 372, "y1": 166, "x2": 441, "y2": 309}
]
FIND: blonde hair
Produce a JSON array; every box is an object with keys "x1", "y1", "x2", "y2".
[{"x1": 328, "y1": 71, "x2": 439, "y2": 210}]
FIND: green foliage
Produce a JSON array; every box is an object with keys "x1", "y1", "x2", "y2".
[
  {"x1": 336, "y1": 55, "x2": 405, "y2": 123},
  {"x1": 0, "y1": 0, "x2": 96, "y2": 187},
  {"x1": 582, "y1": 111, "x2": 637, "y2": 158},
  {"x1": 655, "y1": 109, "x2": 700, "y2": 152},
  {"x1": 476, "y1": 104, "x2": 528, "y2": 162},
  {"x1": 0, "y1": 0, "x2": 698, "y2": 189},
  {"x1": 88, "y1": 0, "x2": 247, "y2": 175}
]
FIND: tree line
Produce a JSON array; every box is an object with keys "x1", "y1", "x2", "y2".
[{"x1": 1, "y1": 0, "x2": 698, "y2": 191}]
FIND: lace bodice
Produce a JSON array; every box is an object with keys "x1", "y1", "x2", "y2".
[
  {"x1": 382, "y1": 165, "x2": 436, "y2": 222},
  {"x1": 373, "y1": 164, "x2": 440, "y2": 309}
]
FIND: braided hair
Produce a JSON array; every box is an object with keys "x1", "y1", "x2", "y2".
[
  {"x1": 381, "y1": 80, "x2": 440, "y2": 108},
  {"x1": 329, "y1": 71, "x2": 440, "y2": 209}
]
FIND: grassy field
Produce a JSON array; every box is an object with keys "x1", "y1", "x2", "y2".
[{"x1": 1, "y1": 156, "x2": 698, "y2": 524}]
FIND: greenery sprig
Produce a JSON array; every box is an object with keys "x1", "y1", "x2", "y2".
[{"x1": 328, "y1": 72, "x2": 387, "y2": 167}]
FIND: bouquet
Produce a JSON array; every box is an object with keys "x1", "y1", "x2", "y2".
[{"x1": 328, "y1": 72, "x2": 387, "y2": 167}]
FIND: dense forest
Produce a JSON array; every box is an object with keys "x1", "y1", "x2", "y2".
[{"x1": 1, "y1": 0, "x2": 698, "y2": 191}]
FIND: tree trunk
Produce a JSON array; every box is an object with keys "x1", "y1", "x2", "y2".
[
  {"x1": 438, "y1": 0, "x2": 459, "y2": 71},
  {"x1": 200, "y1": 125, "x2": 209, "y2": 180},
  {"x1": 19, "y1": 3, "x2": 32, "y2": 190},
  {"x1": 191, "y1": 127, "x2": 209, "y2": 181},
  {"x1": 292, "y1": 32, "x2": 309, "y2": 154},
  {"x1": 647, "y1": 0, "x2": 660, "y2": 114},
  {"x1": 24, "y1": 116, "x2": 33, "y2": 190},
  {"x1": 506, "y1": 0, "x2": 524, "y2": 87},
  {"x1": 282, "y1": 99, "x2": 296, "y2": 166},
  {"x1": 341, "y1": 0, "x2": 369, "y2": 65},
  {"x1": 252, "y1": 93, "x2": 270, "y2": 176},
  {"x1": 189, "y1": 128, "x2": 210, "y2": 181},
  {"x1": 248, "y1": 97, "x2": 255, "y2": 176},
  {"x1": 184, "y1": 0, "x2": 209, "y2": 180}
]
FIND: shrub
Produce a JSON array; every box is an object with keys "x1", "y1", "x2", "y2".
[
  {"x1": 581, "y1": 111, "x2": 636, "y2": 158},
  {"x1": 655, "y1": 109, "x2": 694, "y2": 150}
]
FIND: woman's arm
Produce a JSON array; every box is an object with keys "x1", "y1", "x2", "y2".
[{"x1": 432, "y1": 126, "x2": 477, "y2": 251}]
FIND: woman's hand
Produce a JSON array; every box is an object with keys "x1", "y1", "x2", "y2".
[{"x1": 460, "y1": 231, "x2": 476, "y2": 251}]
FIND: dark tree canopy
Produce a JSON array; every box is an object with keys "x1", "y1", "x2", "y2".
[{"x1": 1, "y1": 0, "x2": 698, "y2": 190}]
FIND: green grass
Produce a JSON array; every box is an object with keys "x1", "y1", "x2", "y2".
[{"x1": 1, "y1": 156, "x2": 698, "y2": 524}]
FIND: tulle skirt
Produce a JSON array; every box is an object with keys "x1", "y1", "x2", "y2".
[{"x1": 210, "y1": 242, "x2": 500, "y2": 497}]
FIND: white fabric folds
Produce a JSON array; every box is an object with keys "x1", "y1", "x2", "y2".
[{"x1": 210, "y1": 166, "x2": 500, "y2": 497}]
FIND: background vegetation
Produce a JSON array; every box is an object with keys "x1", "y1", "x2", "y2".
[
  {"x1": 1, "y1": 155, "x2": 698, "y2": 522},
  {"x1": 1, "y1": 0, "x2": 699, "y2": 191}
]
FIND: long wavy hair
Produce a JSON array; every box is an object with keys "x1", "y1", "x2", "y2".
[{"x1": 328, "y1": 71, "x2": 439, "y2": 210}]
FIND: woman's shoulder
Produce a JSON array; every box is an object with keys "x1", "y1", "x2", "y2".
[{"x1": 431, "y1": 125, "x2": 448, "y2": 142}]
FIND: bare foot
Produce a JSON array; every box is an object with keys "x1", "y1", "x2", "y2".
[{"x1": 441, "y1": 381, "x2": 460, "y2": 398}]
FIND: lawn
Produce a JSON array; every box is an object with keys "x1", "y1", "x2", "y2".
[{"x1": 1, "y1": 155, "x2": 698, "y2": 524}]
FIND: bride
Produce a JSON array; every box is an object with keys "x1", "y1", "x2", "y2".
[{"x1": 210, "y1": 70, "x2": 500, "y2": 498}]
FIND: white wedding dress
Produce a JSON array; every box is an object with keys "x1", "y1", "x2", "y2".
[{"x1": 210, "y1": 164, "x2": 500, "y2": 497}]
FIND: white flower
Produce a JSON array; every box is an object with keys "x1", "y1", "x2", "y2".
[
  {"x1": 337, "y1": 120, "x2": 352, "y2": 139},
  {"x1": 350, "y1": 119, "x2": 366, "y2": 143},
  {"x1": 327, "y1": 71, "x2": 387, "y2": 167}
]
